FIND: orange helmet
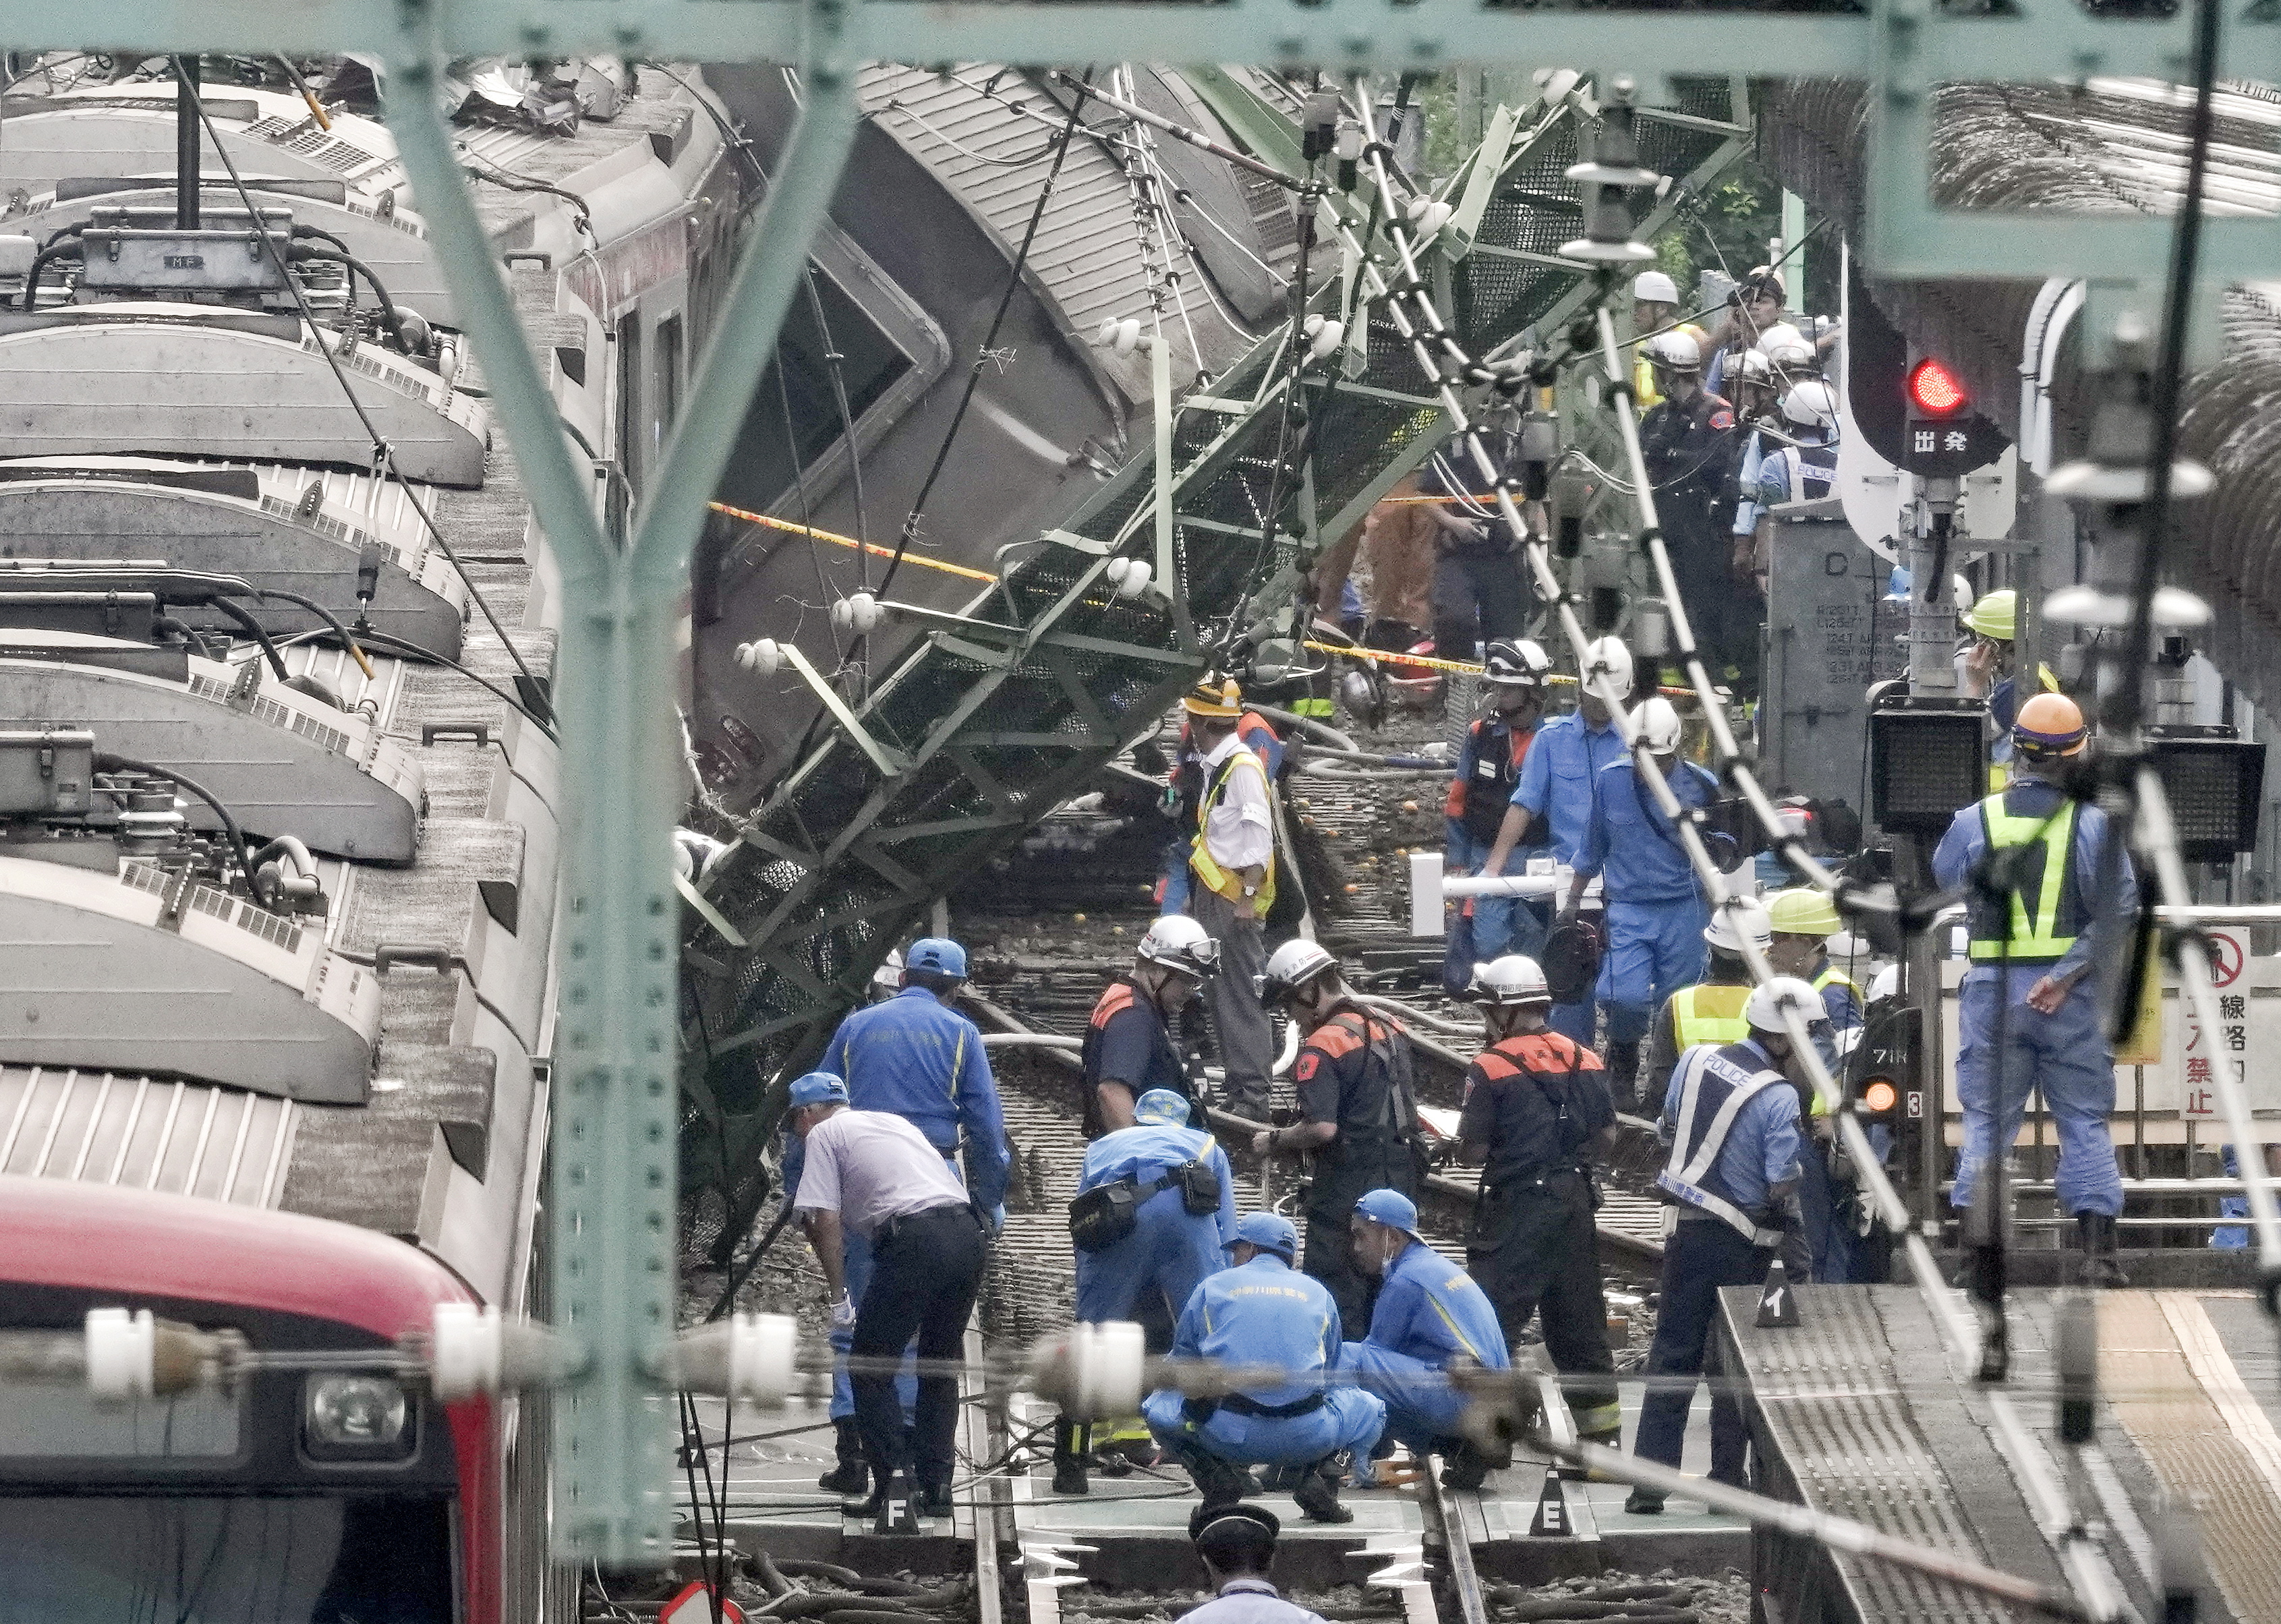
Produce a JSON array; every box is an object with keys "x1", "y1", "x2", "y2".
[{"x1": 2014, "y1": 691, "x2": 2087, "y2": 759}]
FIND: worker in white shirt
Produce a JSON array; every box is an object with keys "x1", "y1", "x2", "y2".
[
  {"x1": 1180, "y1": 674, "x2": 1278, "y2": 1122},
  {"x1": 792, "y1": 1072, "x2": 990, "y2": 1521}
]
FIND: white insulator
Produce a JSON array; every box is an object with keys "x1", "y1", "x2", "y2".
[
  {"x1": 735, "y1": 638, "x2": 784, "y2": 675},
  {"x1": 1114, "y1": 560, "x2": 1153, "y2": 599},
  {"x1": 1103, "y1": 556, "x2": 1134, "y2": 587},
  {"x1": 1411, "y1": 202, "x2": 1453, "y2": 241},
  {"x1": 1071, "y1": 1321, "x2": 1145, "y2": 1418},
  {"x1": 1094, "y1": 318, "x2": 1120, "y2": 349},
  {"x1": 85, "y1": 1307, "x2": 155, "y2": 1402},
  {"x1": 1307, "y1": 320, "x2": 1346, "y2": 362},
  {"x1": 431, "y1": 1302, "x2": 503, "y2": 1402},
  {"x1": 845, "y1": 591, "x2": 882, "y2": 633},
  {"x1": 730, "y1": 1312, "x2": 799, "y2": 1405},
  {"x1": 437, "y1": 338, "x2": 461, "y2": 388},
  {"x1": 1536, "y1": 68, "x2": 1582, "y2": 105},
  {"x1": 1302, "y1": 313, "x2": 1326, "y2": 338},
  {"x1": 1114, "y1": 318, "x2": 1143, "y2": 357}
]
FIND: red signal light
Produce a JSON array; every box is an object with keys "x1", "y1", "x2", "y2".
[{"x1": 1907, "y1": 357, "x2": 1969, "y2": 417}]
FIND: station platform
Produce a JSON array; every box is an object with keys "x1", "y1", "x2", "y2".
[{"x1": 1719, "y1": 1284, "x2": 2281, "y2": 1624}]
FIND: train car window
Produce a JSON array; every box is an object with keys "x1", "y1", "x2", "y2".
[
  {"x1": 716, "y1": 269, "x2": 911, "y2": 515},
  {"x1": 616, "y1": 312, "x2": 644, "y2": 496},
  {"x1": 657, "y1": 314, "x2": 686, "y2": 452}
]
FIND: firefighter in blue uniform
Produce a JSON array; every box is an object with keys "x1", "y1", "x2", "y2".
[
  {"x1": 1478, "y1": 636, "x2": 1636, "y2": 1046},
  {"x1": 1144, "y1": 1212, "x2": 1387, "y2": 1523},
  {"x1": 1559, "y1": 695, "x2": 1720, "y2": 1110},
  {"x1": 1253, "y1": 939, "x2": 1422, "y2": 1334},
  {"x1": 806, "y1": 937, "x2": 1010, "y2": 1495},
  {"x1": 1627, "y1": 977, "x2": 1820, "y2": 1513},
  {"x1": 1056, "y1": 1087, "x2": 1238, "y2": 1495},
  {"x1": 1444, "y1": 639, "x2": 1553, "y2": 965},
  {"x1": 1933, "y1": 691, "x2": 2134, "y2": 1287},
  {"x1": 1339, "y1": 1188, "x2": 1512, "y2": 1488},
  {"x1": 1453, "y1": 955, "x2": 1621, "y2": 1454}
]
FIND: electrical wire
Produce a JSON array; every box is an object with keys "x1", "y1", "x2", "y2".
[
  {"x1": 180, "y1": 72, "x2": 550, "y2": 714},
  {"x1": 877, "y1": 73, "x2": 1095, "y2": 600}
]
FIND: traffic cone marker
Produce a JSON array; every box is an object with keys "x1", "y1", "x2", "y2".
[
  {"x1": 1526, "y1": 1466, "x2": 1569, "y2": 1537},
  {"x1": 1756, "y1": 1258, "x2": 1800, "y2": 1328}
]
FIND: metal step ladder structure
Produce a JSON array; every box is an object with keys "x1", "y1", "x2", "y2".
[{"x1": 680, "y1": 76, "x2": 1752, "y2": 1219}]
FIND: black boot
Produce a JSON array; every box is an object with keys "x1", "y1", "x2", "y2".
[
  {"x1": 817, "y1": 1418, "x2": 869, "y2": 1495},
  {"x1": 1606, "y1": 1041, "x2": 1641, "y2": 1113},
  {"x1": 1051, "y1": 1417, "x2": 1091, "y2": 1497},
  {"x1": 1437, "y1": 1437, "x2": 1493, "y2": 1492},
  {"x1": 2077, "y1": 1211, "x2": 2130, "y2": 1288},
  {"x1": 1183, "y1": 1448, "x2": 1252, "y2": 1508},
  {"x1": 1293, "y1": 1454, "x2": 1354, "y2": 1524}
]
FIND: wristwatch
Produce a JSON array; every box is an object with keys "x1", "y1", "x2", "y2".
[{"x1": 1242, "y1": 883, "x2": 1259, "y2": 898}]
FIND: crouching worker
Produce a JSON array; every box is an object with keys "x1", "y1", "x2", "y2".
[
  {"x1": 1144, "y1": 1213, "x2": 1385, "y2": 1523},
  {"x1": 1339, "y1": 1188, "x2": 1511, "y2": 1488},
  {"x1": 1056, "y1": 1087, "x2": 1237, "y2": 1496}
]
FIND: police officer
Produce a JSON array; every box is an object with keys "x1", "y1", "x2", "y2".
[
  {"x1": 1057, "y1": 1087, "x2": 1238, "y2": 1495},
  {"x1": 1640, "y1": 896, "x2": 1770, "y2": 1114},
  {"x1": 1478, "y1": 636, "x2": 1636, "y2": 1045},
  {"x1": 791, "y1": 1073, "x2": 992, "y2": 1520},
  {"x1": 1339, "y1": 1188, "x2": 1511, "y2": 1488},
  {"x1": 1182, "y1": 675, "x2": 1280, "y2": 1121},
  {"x1": 1444, "y1": 639, "x2": 1554, "y2": 966},
  {"x1": 1143, "y1": 1212, "x2": 1387, "y2": 1522},
  {"x1": 1084, "y1": 915, "x2": 1219, "y2": 1136},
  {"x1": 1253, "y1": 940, "x2": 1423, "y2": 1331},
  {"x1": 811, "y1": 936, "x2": 1009, "y2": 1493},
  {"x1": 1161, "y1": 690, "x2": 1286, "y2": 914},
  {"x1": 1933, "y1": 692, "x2": 2135, "y2": 1287},
  {"x1": 1638, "y1": 332, "x2": 1745, "y2": 691},
  {"x1": 1453, "y1": 956, "x2": 1621, "y2": 1454},
  {"x1": 1627, "y1": 978, "x2": 1818, "y2": 1513},
  {"x1": 1763, "y1": 888, "x2": 1871, "y2": 1281},
  {"x1": 1181, "y1": 1503, "x2": 1329, "y2": 1624},
  {"x1": 1738, "y1": 381, "x2": 1840, "y2": 600},
  {"x1": 1559, "y1": 696, "x2": 1720, "y2": 1109}
]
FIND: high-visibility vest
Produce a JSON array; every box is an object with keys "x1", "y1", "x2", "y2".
[
  {"x1": 1670, "y1": 983, "x2": 1752, "y2": 1049},
  {"x1": 1812, "y1": 965, "x2": 1863, "y2": 1006},
  {"x1": 1967, "y1": 796, "x2": 2081, "y2": 964},
  {"x1": 1190, "y1": 748, "x2": 1277, "y2": 911}
]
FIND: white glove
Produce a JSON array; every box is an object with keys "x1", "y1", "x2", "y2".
[{"x1": 830, "y1": 1292, "x2": 857, "y2": 1331}]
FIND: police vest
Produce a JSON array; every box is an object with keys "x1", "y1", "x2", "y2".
[
  {"x1": 1079, "y1": 977, "x2": 1191, "y2": 1137},
  {"x1": 1190, "y1": 749, "x2": 1278, "y2": 910},
  {"x1": 1301, "y1": 1005, "x2": 1419, "y2": 1197},
  {"x1": 1669, "y1": 983, "x2": 1752, "y2": 1049},
  {"x1": 1655, "y1": 1043, "x2": 1792, "y2": 1246},
  {"x1": 1452, "y1": 718, "x2": 1532, "y2": 843},
  {"x1": 1772, "y1": 442, "x2": 1838, "y2": 504},
  {"x1": 1966, "y1": 795, "x2": 2083, "y2": 964},
  {"x1": 1470, "y1": 1031, "x2": 1600, "y2": 1180}
]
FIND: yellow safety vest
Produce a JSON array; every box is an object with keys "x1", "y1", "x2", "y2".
[
  {"x1": 1812, "y1": 966, "x2": 1862, "y2": 1005},
  {"x1": 1968, "y1": 796, "x2": 2079, "y2": 963},
  {"x1": 1670, "y1": 983, "x2": 1752, "y2": 1049},
  {"x1": 1190, "y1": 750, "x2": 1277, "y2": 911}
]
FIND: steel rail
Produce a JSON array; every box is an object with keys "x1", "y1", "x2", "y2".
[{"x1": 1343, "y1": 88, "x2": 2125, "y2": 1622}]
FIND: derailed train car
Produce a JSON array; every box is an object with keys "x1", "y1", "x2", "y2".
[{"x1": 0, "y1": 57, "x2": 740, "y2": 1619}]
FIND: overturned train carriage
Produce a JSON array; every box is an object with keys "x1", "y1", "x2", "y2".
[{"x1": 0, "y1": 59, "x2": 741, "y2": 1622}]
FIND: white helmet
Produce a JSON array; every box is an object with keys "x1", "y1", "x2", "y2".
[
  {"x1": 1644, "y1": 330, "x2": 1700, "y2": 371},
  {"x1": 1762, "y1": 336, "x2": 1817, "y2": 374},
  {"x1": 1704, "y1": 897, "x2": 1772, "y2": 955},
  {"x1": 1781, "y1": 380, "x2": 1839, "y2": 431},
  {"x1": 1257, "y1": 938, "x2": 1338, "y2": 1006},
  {"x1": 1482, "y1": 637, "x2": 1552, "y2": 687},
  {"x1": 1752, "y1": 322, "x2": 1805, "y2": 358},
  {"x1": 1731, "y1": 348, "x2": 1774, "y2": 386},
  {"x1": 1632, "y1": 270, "x2": 1679, "y2": 305},
  {"x1": 1138, "y1": 914, "x2": 1219, "y2": 981},
  {"x1": 871, "y1": 946, "x2": 905, "y2": 997},
  {"x1": 1635, "y1": 695, "x2": 1683, "y2": 753},
  {"x1": 1468, "y1": 954, "x2": 1551, "y2": 1006},
  {"x1": 1582, "y1": 636, "x2": 1634, "y2": 699},
  {"x1": 1745, "y1": 975, "x2": 1826, "y2": 1034}
]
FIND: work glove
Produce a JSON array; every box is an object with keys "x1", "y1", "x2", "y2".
[
  {"x1": 830, "y1": 1292, "x2": 857, "y2": 1332},
  {"x1": 989, "y1": 1202, "x2": 1007, "y2": 1238}
]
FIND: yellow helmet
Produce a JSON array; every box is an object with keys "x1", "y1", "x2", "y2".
[
  {"x1": 1961, "y1": 589, "x2": 2016, "y2": 642},
  {"x1": 1182, "y1": 675, "x2": 1243, "y2": 719},
  {"x1": 1766, "y1": 888, "x2": 1843, "y2": 937}
]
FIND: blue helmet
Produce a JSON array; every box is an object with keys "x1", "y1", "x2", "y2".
[{"x1": 906, "y1": 937, "x2": 969, "y2": 979}]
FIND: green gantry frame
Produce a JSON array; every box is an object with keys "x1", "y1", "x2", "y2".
[{"x1": 5, "y1": 0, "x2": 2272, "y2": 1567}]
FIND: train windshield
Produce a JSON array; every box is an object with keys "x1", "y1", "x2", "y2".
[{"x1": 0, "y1": 1493, "x2": 455, "y2": 1623}]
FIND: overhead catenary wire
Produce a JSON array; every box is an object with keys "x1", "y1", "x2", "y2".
[
  {"x1": 1342, "y1": 85, "x2": 2119, "y2": 1621},
  {"x1": 180, "y1": 74, "x2": 550, "y2": 714}
]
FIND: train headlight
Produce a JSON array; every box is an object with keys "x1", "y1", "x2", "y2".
[{"x1": 303, "y1": 1374, "x2": 413, "y2": 1460}]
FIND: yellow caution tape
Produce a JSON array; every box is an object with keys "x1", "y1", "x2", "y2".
[{"x1": 708, "y1": 500, "x2": 1000, "y2": 584}]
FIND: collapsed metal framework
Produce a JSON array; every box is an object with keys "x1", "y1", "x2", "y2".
[
  {"x1": 9, "y1": 0, "x2": 2280, "y2": 1569},
  {"x1": 681, "y1": 75, "x2": 1752, "y2": 1219}
]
